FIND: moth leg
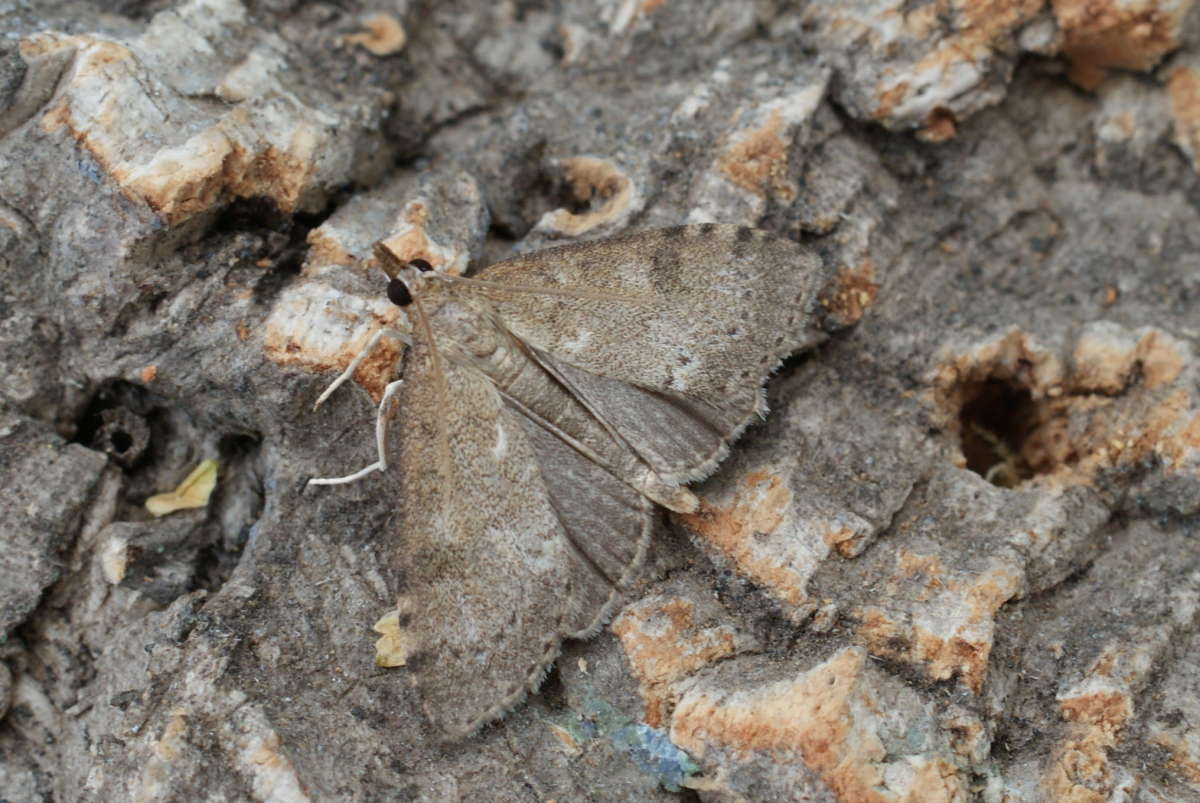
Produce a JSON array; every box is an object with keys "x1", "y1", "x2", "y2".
[
  {"x1": 307, "y1": 378, "x2": 404, "y2": 487},
  {"x1": 313, "y1": 326, "x2": 412, "y2": 411}
]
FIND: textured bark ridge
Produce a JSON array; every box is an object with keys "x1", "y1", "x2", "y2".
[{"x1": 2, "y1": 1, "x2": 1200, "y2": 800}]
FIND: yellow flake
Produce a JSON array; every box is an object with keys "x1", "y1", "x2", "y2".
[{"x1": 145, "y1": 459, "x2": 218, "y2": 517}]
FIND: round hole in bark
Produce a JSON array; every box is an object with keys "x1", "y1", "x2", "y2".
[
  {"x1": 110, "y1": 430, "x2": 133, "y2": 453},
  {"x1": 75, "y1": 380, "x2": 153, "y2": 468},
  {"x1": 958, "y1": 378, "x2": 1036, "y2": 488}
]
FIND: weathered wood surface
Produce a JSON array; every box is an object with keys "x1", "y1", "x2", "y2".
[{"x1": 2, "y1": 1, "x2": 1199, "y2": 800}]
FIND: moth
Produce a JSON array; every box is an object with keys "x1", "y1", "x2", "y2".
[{"x1": 309, "y1": 224, "x2": 831, "y2": 739}]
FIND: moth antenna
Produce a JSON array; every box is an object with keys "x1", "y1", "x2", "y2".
[
  {"x1": 434, "y1": 273, "x2": 652, "y2": 306},
  {"x1": 408, "y1": 294, "x2": 455, "y2": 489}
]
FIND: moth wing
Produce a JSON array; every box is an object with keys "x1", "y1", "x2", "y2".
[
  {"x1": 391, "y1": 342, "x2": 650, "y2": 739},
  {"x1": 528, "y1": 347, "x2": 746, "y2": 485},
  {"x1": 508, "y1": 398, "x2": 654, "y2": 637},
  {"x1": 477, "y1": 225, "x2": 830, "y2": 482}
]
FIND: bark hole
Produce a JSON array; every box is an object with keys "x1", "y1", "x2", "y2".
[{"x1": 958, "y1": 377, "x2": 1037, "y2": 488}]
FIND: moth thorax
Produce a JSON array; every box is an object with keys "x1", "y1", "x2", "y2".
[{"x1": 440, "y1": 305, "x2": 505, "y2": 361}]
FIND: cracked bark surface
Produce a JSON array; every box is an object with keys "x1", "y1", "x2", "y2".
[{"x1": 2, "y1": 1, "x2": 1200, "y2": 800}]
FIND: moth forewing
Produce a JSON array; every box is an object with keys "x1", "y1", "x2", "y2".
[{"x1": 404, "y1": 294, "x2": 454, "y2": 495}]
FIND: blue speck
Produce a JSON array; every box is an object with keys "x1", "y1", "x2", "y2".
[
  {"x1": 77, "y1": 156, "x2": 104, "y2": 184},
  {"x1": 568, "y1": 696, "x2": 700, "y2": 792}
]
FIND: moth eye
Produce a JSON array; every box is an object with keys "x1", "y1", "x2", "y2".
[
  {"x1": 387, "y1": 278, "x2": 413, "y2": 307},
  {"x1": 409, "y1": 258, "x2": 433, "y2": 272}
]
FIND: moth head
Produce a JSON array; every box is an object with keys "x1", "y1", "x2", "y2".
[
  {"x1": 373, "y1": 241, "x2": 434, "y2": 308},
  {"x1": 385, "y1": 259, "x2": 433, "y2": 308}
]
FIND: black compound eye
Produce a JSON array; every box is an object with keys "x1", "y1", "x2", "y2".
[
  {"x1": 409, "y1": 258, "x2": 433, "y2": 272},
  {"x1": 387, "y1": 278, "x2": 413, "y2": 307}
]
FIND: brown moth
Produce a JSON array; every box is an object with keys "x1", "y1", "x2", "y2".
[{"x1": 309, "y1": 224, "x2": 831, "y2": 739}]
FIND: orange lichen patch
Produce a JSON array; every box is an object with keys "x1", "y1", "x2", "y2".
[
  {"x1": 821, "y1": 259, "x2": 878, "y2": 325},
  {"x1": 874, "y1": 81, "x2": 911, "y2": 122},
  {"x1": 716, "y1": 110, "x2": 796, "y2": 201},
  {"x1": 1061, "y1": 688, "x2": 1133, "y2": 732},
  {"x1": 1044, "y1": 738, "x2": 1114, "y2": 802},
  {"x1": 671, "y1": 648, "x2": 967, "y2": 802},
  {"x1": 641, "y1": 0, "x2": 668, "y2": 12},
  {"x1": 1043, "y1": 687, "x2": 1134, "y2": 801},
  {"x1": 40, "y1": 99, "x2": 73, "y2": 132},
  {"x1": 673, "y1": 650, "x2": 858, "y2": 778},
  {"x1": 961, "y1": 567, "x2": 1024, "y2": 626},
  {"x1": 872, "y1": 0, "x2": 1044, "y2": 121},
  {"x1": 1166, "y1": 66, "x2": 1200, "y2": 171},
  {"x1": 1072, "y1": 327, "x2": 1184, "y2": 393},
  {"x1": 343, "y1": 13, "x2": 407, "y2": 56},
  {"x1": 1049, "y1": 386, "x2": 1195, "y2": 478},
  {"x1": 72, "y1": 112, "x2": 307, "y2": 223},
  {"x1": 130, "y1": 137, "x2": 241, "y2": 221},
  {"x1": 1160, "y1": 410, "x2": 1200, "y2": 465},
  {"x1": 39, "y1": 39, "x2": 135, "y2": 135},
  {"x1": 955, "y1": 0, "x2": 1052, "y2": 53},
  {"x1": 19, "y1": 31, "x2": 72, "y2": 59},
  {"x1": 853, "y1": 562, "x2": 1021, "y2": 693},
  {"x1": 1067, "y1": 63, "x2": 1112, "y2": 92},
  {"x1": 369, "y1": 200, "x2": 473, "y2": 277},
  {"x1": 823, "y1": 523, "x2": 860, "y2": 558},
  {"x1": 139, "y1": 365, "x2": 158, "y2": 383},
  {"x1": 305, "y1": 228, "x2": 357, "y2": 269},
  {"x1": 154, "y1": 712, "x2": 189, "y2": 761},
  {"x1": 1054, "y1": 0, "x2": 1190, "y2": 85},
  {"x1": 924, "y1": 629, "x2": 988, "y2": 691},
  {"x1": 35, "y1": 34, "x2": 334, "y2": 226},
  {"x1": 1120, "y1": 387, "x2": 1191, "y2": 457},
  {"x1": 231, "y1": 142, "x2": 315, "y2": 212},
  {"x1": 547, "y1": 723, "x2": 582, "y2": 756},
  {"x1": 262, "y1": 282, "x2": 404, "y2": 403},
  {"x1": 611, "y1": 596, "x2": 739, "y2": 727},
  {"x1": 678, "y1": 472, "x2": 806, "y2": 607},
  {"x1": 266, "y1": 324, "x2": 402, "y2": 403},
  {"x1": 861, "y1": 609, "x2": 997, "y2": 689},
  {"x1": 855, "y1": 606, "x2": 903, "y2": 645},
  {"x1": 543, "y1": 156, "x2": 637, "y2": 236},
  {"x1": 115, "y1": 128, "x2": 317, "y2": 224},
  {"x1": 352, "y1": 335, "x2": 406, "y2": 401},
  {"x1": 376, "y1": 209, "x2": 444, "y2": 274},
  {"x1": 404, "y1": 202, "x2": 428, "y2": 227}
]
